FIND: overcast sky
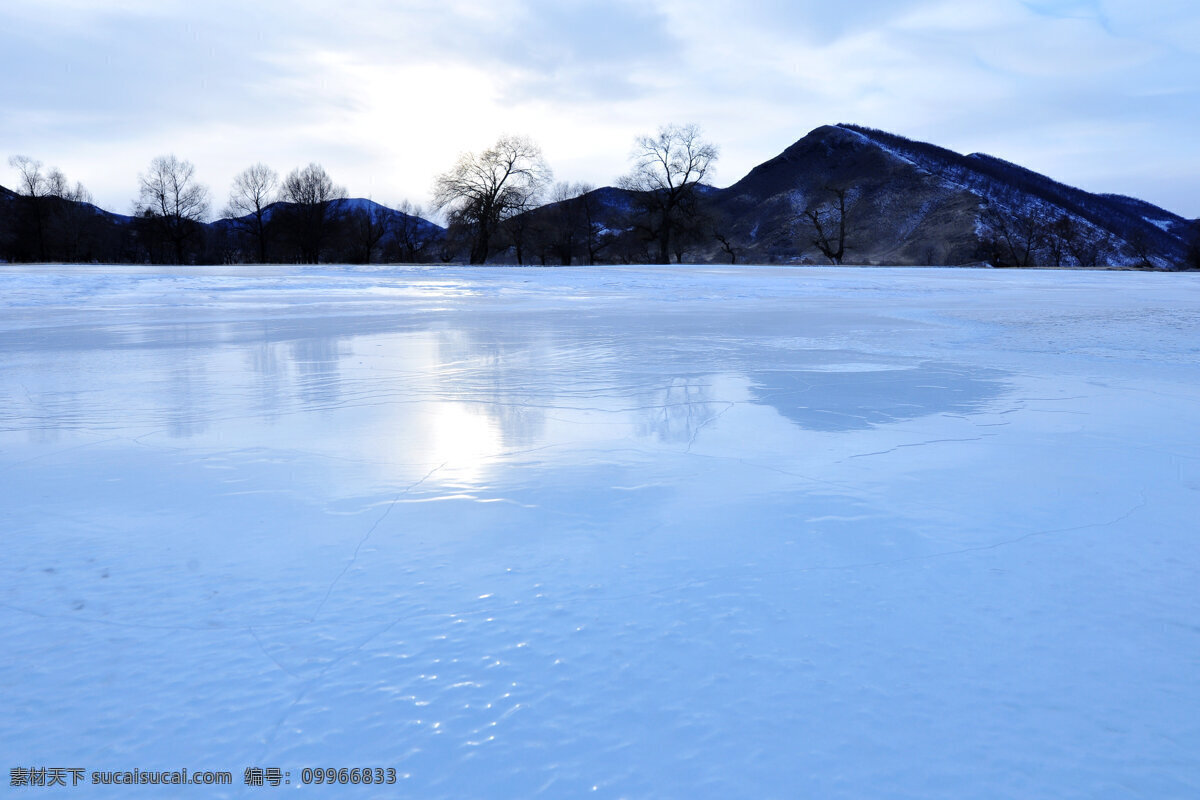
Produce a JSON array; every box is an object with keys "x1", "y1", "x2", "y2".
[{"x1": 3, "y1": 0, "x2": 1197, "y2": 219}]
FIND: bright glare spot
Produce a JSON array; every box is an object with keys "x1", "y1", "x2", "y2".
[{"x1": 423, "y1": 402, "x2": 503, "y2": 486}]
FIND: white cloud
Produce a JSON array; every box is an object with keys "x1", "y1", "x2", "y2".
[{"x1": 2, "y1": 0, "x2": 1197, "y2": 218}]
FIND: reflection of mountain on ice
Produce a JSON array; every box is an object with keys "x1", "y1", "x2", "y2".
[{"x1": 748, "y1": 362, "x2": 1008, "y2": 432}]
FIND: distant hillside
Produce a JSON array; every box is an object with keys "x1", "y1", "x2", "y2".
[
  {"x1": 0, "y1": 183, "x2": 136, "y2": 263},
  {"x1": 510, "y1": 124, "x2": 1195, "y2": 269},
  {"x1": 213, "y1": 198, "x2": 444, "y2": 240},
  {"x1": 212, "y1": 197, "x2": 446, "y2": 264},
  {"x1": 325, "y1": 197, "x2": 444, "y2": 238},
  {"x1": 0, "y1": 189, "x2": 446, "y2": 264},
  {"x1": 705, "y1": 125, "x2": 982, "y2": 265},
  {"x1": 838, "y1": 124, "x2": 1186, "y2": 266}
]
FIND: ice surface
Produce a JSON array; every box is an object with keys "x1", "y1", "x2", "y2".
[{"x1": 2, "y1": 264, "x2": 1199, "y2": 798}]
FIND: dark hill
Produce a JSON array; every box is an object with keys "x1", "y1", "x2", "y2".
[
  {"x1": 711, "y1": 125, "x2": 983, "y2": 264},
  {"x1": 512, "y1": 124, "x2": 1191, "y2": 268}
]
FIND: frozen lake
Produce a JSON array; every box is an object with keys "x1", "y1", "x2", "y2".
[{"x1": 2, "y1": 265, "x2": 1199, "y2": 798}]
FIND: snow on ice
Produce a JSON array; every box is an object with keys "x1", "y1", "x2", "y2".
[{"x1": 2, "y1": 264, "x2": 1198, "y2": 798}]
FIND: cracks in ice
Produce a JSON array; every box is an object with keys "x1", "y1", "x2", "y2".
[
  {"x1": 253, "y1": 462, "x2": 468, "y2": 753},
  {"x1": 246, "y1": 461, "x2": 456, "y2": 748},
  {"x1": 0, "y1": 435, "x2": 126, "y2": 473},
  {"x1": 309, "y1": 462, "x2": 447, "y2": 624},
  {"x1": 247, "y1": 625, "x2": 301, "y2": 679},
  {"x1": 685, "y1": 402, "x2": 736, "y2": 454},
  {"x1": 844, "y1": 435, "x2": 991, "y2": 461},
  {"x1": 258, "y1": 604, "x2": 416, "y2": 757}
]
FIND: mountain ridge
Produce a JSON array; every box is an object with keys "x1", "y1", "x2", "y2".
[
  {"x1": 3, "y1": 125, "x2": 1197, "y2": 267},
  {"x1": 521, "y1": 124, "x2": 1194, "y2": 268}
]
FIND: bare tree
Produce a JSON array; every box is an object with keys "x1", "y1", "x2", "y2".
[
  {"x1": 8, "y1": 155, "x2": 51, "y2": 260},
  {"x1": 1124, "y1": 230, "x2": 1155, "y2": 269},
  {"x1": 575, "y1": 185, "x2": 610, "y2": 265},
  {"x1": 524, "y1": 182, "x2": 616, "y2": 266},
  {"x1": 432, "y1": 135, "x2": 551, "y2": 264},
  {"x1": 388, "y1": 199, "x2": 434, "y2": 263},
  {"x1": 278, "y1": 163, "x2": 346, "y2": 263},
  {"x1": 500, "y1": 187, "x2": 542, "y2": 265},
  {"x1": 980, "y1": 204, "x2": 1047, "y2": 267},
  {"x1": 532, "y1": 181, "x2": 592, "y2": 265},
  {"x1": 136, "y1": 154, "x2": 210, "y2": 264},
  {"x1": 9, "y1": 155, "x2": 46, "y2": 198},
  {"x1": 1044, "y1": 214, "x2": 1072, "y2": 267},
  {"x1": 224, "y1": 163, "x2": 278, "y2": 263},
  {"x1": 710, "y1": 207, "x2": 738, "y2": 265},
  {"x1": 43, "y1": 168, "x2": 70, "y2": 200},
  {"x1": 1042, "y1": 213, "x2": 1112, "y2": 267},
  {"x1": 1068, "y1": 230, "x2": 1113, "y2": 268},
  {"x1": 801, "y1": 186, "x2": 850, "y2": 265},
  {"x1": 6, "y1": 156, "x2": 101, "y2": 262},
  {"x1": 619, "y1": 123, "x2": 718, "y2": 264},
  {"x1": 1042, "y1": 214, "x2": 1115, "y2": 268},
  {"x1": 345, "y1": 200, "x2": 389, "y2": 264},
  {"x1": 47, "y1": 172, "x2": 98, "y2": 262}
]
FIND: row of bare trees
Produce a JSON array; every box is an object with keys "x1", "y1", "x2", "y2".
[
  {"x1": 790, "y1": 187, "x2": 1169, "y2": 268},
  {"x1": 220, "y1": 162, "x2": 438, "y2": 265},
  {"x1": 2, "y1": 152, "x2": 442, "y2": 264},
  {"x1": 137, "y1": 157, "x2": 356, "y2": 264},
  {"x1": 429, "y1": 124, "x2": 723, "y2": 266},
  {"x1": 5, "y1": 156, "x2": 103, "y2": 262},
  {"x1": 979, "y1": 205, "x2": 1126, "y2": 268}
]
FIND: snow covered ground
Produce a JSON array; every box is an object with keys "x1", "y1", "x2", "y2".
[{"x1": 2, "y1": 264, "x2": 1198, "y2": 798}]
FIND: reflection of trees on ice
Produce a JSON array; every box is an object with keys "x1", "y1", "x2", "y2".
[
  {"x1": 433, "y1": 328, "x2": 549, "y2": 452},
  {"x1": 246, "y1": 330, "x2": 285, "y2": 421},
  {"x1": 290, "y1": 336, "x2": 346, "y2": 409},
  {"x1": 639, "y1": 376, "x2": 722, "y2": 445},
  {"x1": 165, "y1": 334, "x2": 211, "y2": 439}
]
